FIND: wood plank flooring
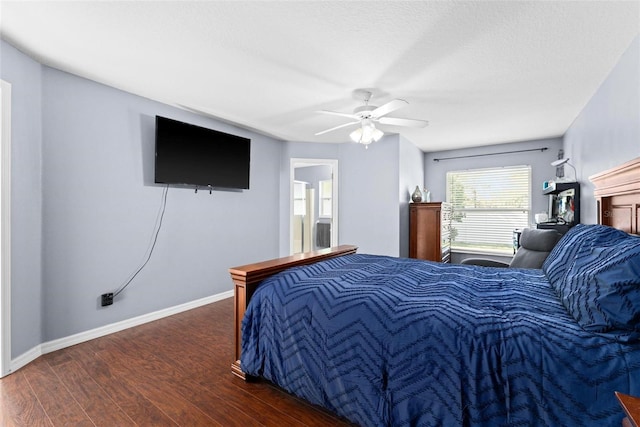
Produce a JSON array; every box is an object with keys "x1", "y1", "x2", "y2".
[{"x1": 0, "y1": 297, "x2": 354, "y2": 426}]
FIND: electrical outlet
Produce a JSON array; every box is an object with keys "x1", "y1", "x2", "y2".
[{"x1": 101, "y1": 293, "x2": 114, "y2": 307}]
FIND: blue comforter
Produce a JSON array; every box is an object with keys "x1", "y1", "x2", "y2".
[{"x1": 241, "y1": 254, "x2": 640, "y2": 426}]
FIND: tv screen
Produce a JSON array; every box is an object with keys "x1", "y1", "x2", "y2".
[{"x1": 154, "y1": 116, "x2": 251, "y2": 189}]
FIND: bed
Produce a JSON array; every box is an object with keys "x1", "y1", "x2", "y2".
[{"x1": 229, "y1": 157, "x2": 640, "y2": 426}]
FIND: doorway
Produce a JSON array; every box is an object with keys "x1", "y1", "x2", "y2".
[
  {"x1": 290, "y1": 159, "x2": 338, "y2": 255},
  {"x1": 0, "y1": 80, "x2": 11, "y2": 377}
]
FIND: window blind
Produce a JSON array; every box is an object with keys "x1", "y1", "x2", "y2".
[{"x1": 446, "y1": 165, "x2": 531, "y2": 253}]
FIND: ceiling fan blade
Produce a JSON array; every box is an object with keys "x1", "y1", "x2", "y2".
[
  {"x1": 379, "y1": 117, "x2": 429, "y2": 128},
  {"x1": 315, "y1": 121, "x2": 360, "y2": 136},
  {"x1": 317, "y1": 110, "x2": 359, "y2": 120},
  {"x1": 371, "y1": 99, "x2": 408, "y2": 118}
]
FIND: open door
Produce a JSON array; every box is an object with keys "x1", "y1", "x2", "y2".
[
  {"x1": 292, "y1": 181, "x2": 315, "y2": 253},
  {"x1": 290, "y1": 159, "x2": 338, "y2": 255}
]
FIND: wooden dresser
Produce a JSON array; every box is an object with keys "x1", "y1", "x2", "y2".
[{"x1": 409, "y1": 202, "x2": 452, "y2": 263}]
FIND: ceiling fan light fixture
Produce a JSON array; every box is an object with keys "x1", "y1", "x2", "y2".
[
  {"x1": 317, "y1": 92, "x2": 424, "y2": 146},
  {"x1": 349, "y1": 121, "x2": 384, "y2": 146},
  {"x1": 349, "y1": 127, "x2": 363, "y2": 143},
  {"x1": 361, "y1": 121, "x2": 376, "y2": 141},
  {"x1": 372, "y1": 127, "x2": 384, "y2": 142}
]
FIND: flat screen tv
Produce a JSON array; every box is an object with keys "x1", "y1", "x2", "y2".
[{"x1": 154, "y1": 116, "x2": 251, "y2": 189}]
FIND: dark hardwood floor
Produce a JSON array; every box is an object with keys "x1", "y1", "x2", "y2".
[{"x1": 0, "y1": 297, "x2": 353, "y2": 426}]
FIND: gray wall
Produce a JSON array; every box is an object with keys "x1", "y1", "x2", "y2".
[
  {"x1": 424, "y1": 137, "x2": 564, "y2": 225},
  {"x1": 2, "y1": 40, "x2": 282, "y2": 352},
  {"x1": 280, "y1": 136, "x2": 403, "y2": 257},
  {"x1": 39, "y1": 68, "x2": 281, "y2": 341},
  {"x1": 1, "y1": 41, "x2": 44, "y2": 358},
  {"x1": 294, "y1": 165, "x2": 332, "y2": 188},
  {"x1": 339, "y1": 137, "x2": 400, "y2": 256},
  {"x1": 398, "y1": 135, "x2": 424, "y2": 258},
  {"x1": 563, "y1": 35, "x2": 640, "y2": 224}
]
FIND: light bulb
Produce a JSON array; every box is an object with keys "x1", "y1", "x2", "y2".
[
  {"x1": 350, "y1": 120, "x2": 384, "y2": 146},
  {"x1": 349, "y1": 128, "x2": 363, "y2": 143}
]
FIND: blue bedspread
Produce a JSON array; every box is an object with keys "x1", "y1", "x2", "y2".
[{"x1": 241, "y1": 254, "x2": 640, "y2": 426}]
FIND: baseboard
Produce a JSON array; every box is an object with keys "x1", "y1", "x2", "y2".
[
  {"x1": 9, "y1": 290, "x2": 233, "y2": 374},
  {"x1": 9, "y1": 345, "x2": 41, "y2": 375}
]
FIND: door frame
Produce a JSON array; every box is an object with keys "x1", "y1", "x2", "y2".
[
  {"x1": 1, "y1": 80, "x2": 12, "y2": 378},
  {"x1": 289, "y1": 158, "x2": 338, "y2": 255}
]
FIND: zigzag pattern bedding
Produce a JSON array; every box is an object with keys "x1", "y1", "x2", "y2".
[{"x1": 241, "y1": 254, "x2": 640, "y2": 426}]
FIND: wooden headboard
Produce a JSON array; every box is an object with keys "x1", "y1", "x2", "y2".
[{"x1": 589, "y1": 156, "x2": 640, "y2": 235}]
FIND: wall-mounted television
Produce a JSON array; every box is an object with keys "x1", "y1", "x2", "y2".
[{"x1": 154, "y1": 116, "x2": 251, "y2": 190}]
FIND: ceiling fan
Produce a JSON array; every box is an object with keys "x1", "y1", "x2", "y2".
[{"x1": 315, "y1": 90, "x2": 428, "y2": 146}]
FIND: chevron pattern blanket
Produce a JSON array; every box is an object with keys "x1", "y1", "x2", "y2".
[{"x1": 241, "y1": 254, "x2": 640, "y2": 426}]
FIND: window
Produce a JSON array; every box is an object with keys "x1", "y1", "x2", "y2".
[
  {"x1": 446, "y1": 165, "x2": 531, "y2": 254},
  {"x1": 293, "y1": 181, "x2": 307, "y2": 215},
  {"x1": 319, "y1": 179, "x2": 332, "y2": 218}
]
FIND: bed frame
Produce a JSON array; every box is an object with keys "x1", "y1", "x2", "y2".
[
  {"x1": 590, "y1": 156, "x2": 640, "y2": 234},
  {"x1": 229, "y1": 244, "x2": 357, "y2": 379},
  {"x1": 592, "y1": 157, "x2": 640, "y2": 427},
  {"x1": 229, "y1": 156, "x2": 640, "y2": 381}
]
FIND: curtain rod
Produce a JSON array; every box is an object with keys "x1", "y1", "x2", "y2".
[{"x1": 432, "y1": 147, "x2": 548, "y2": 162}]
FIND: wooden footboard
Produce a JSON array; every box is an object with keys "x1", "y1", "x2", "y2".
[{"x1": 229, "y1": 245, "x2": 358, "y2": 380}]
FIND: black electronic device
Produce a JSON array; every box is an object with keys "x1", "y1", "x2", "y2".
[
  {"x1": 538, "y1": 181, "x2": 580, "y2": 235},
  {"x1": 550, "y1": 189, "x2": 576, "y2": 224},
  {"x1": 154, "y1": 116, "x2": 251, "y2": 189},
  {"x1": 101, "y1": 292, "x2": 114, "y2": 307},
  {"x1": 543, "y1": 182, "x2": 580, "y2": 226}
]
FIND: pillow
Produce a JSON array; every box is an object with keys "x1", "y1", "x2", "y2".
[
  {"x1": 543, "y1": 224, "x2": 633, "y2": 289},
  {"x1": 555, "y1": 235, "x2": 640, "y2": 342}
]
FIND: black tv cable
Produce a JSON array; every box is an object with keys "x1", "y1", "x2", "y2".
[{"x1": 113, "y1": 184, "x2": 169, "y2": 298}]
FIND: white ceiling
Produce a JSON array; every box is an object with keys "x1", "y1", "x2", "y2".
[{"x1": 1, "y1": 1, "x2": 638, "y2": 152}]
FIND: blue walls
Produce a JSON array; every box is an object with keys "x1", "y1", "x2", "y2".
[
  {"x1": 0, "y1": 41, "x2": 44, "y2": 359},
  {"x1": 563, "y1": 35, "x2": 640, "y2": 224}
]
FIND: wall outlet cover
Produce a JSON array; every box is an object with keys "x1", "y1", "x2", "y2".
[{"x1": 101, "y1": 293, "x2": 114, "y2": 307}]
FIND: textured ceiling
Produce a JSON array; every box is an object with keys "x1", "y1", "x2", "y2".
[{"x1": 1, "y1": 1, "x2": 638, "y2": 152}]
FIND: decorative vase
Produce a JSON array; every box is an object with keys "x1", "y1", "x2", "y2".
[{"x1": 411, "y1": 185, "x2": 422, "y2": 203}]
